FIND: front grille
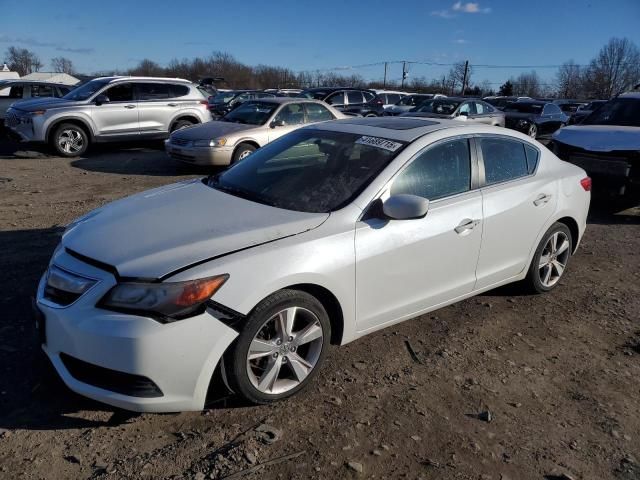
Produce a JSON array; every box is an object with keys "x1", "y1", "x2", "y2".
[
  {"x1": 60, "y1": 353, "x2": 164, "y2": 398},
  {"x1": 171, "y1": 137, "x2": 191, "y2": 147},
  {"x1": 555, "y1": 141, "x2": 635, "y2": 178}
]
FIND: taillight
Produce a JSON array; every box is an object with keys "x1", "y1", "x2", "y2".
[
  {"x1": 200, "y1": 100, "x2": 209, "y2": 106},
  {"x1": 580, "y1": 177, "x2": 592, "y2": 191}
]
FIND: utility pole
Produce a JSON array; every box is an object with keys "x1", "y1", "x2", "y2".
[
  {"x1": 383, "y1": 62, "x2": 388, "y2": 89},
  {"x1": 401, "y1": 61, "x2": 408, "y2": 89},
  {"x1": 461, "y1": 60, "x2": 469, "y2": 96}
]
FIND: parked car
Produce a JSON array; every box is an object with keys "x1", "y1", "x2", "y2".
[
  {"x1": 503, "y1": 101, "x2": 569, "y2": 139},
  {"x1": 4, "y1": 76, "x2": 210, "y2": 157},
  {"x1": 264, "y1": 89, "x2": 303, "y2": 97},
  {"x1": 483, "y1": 96, "x2": 533, "y2": 110},
  {"x1": 401, "y1": 97, "x2": 505, "y2": 126},
  {"x1": 0, "y1": 80, "x2": 72, "y2": 124},
  {"x1": 550, "y1": 92, "x2": 640, "y2": 198},
  {"x1": 34, "y1": 116, "x2": 590, "y2": 411},
  {"x1": 208, "y1": 90, "x2": 276, "y2": 117},
  {"x1": 371, "y1": 90, "x2": 408, "y2": 109},
  {"x1": 166, "y1": 97, "x2": 344, "y2": 165},
  {"x1": 300, "y1": 87, "x2": 381, "y2": 116},
  {"x1": 383, "y1": 94, "x2": 445, "y2": 116},
  {"x1": 568, "y1": 100, "x2": 608, "y2": 125},
  {"x1": 553, "y1": 100, "x2": 588, "y2": 119}
]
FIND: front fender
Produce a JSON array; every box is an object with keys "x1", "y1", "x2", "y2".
[{"x1": 44, "y1": 112, "x2": 96, "y2": 142}]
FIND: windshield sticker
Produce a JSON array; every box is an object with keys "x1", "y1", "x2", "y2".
[{"x1": 355, "y1": 136, "x2": 403, "y2": 152}]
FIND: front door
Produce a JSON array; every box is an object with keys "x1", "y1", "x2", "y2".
[
  {"x1": 355, "y1": 137, "x2": 483, "y2": 332},
  {"x1": 268, "y1": 103, "x2": 306, "y2": 142},
  {"x1": 91, "y1": 83, "x2": 139, "y2": 137}
]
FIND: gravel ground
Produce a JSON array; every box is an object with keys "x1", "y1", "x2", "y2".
[{"x1": 0, "y1": 135, "x2": 639, "y2": 480}]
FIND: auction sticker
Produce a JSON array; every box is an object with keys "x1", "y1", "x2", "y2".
[{"x1": 355, "y1": 136, "x2": 403, "y2": 152}]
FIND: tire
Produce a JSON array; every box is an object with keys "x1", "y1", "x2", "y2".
[
  {"x1": 365, "y1": 113, "x2": 377, "y2": 117},
  {"x1": 170, "y1": 119, "x2": 195, "y2": 132},
  {"x1": 224, "y1": 289, "x2": 331, "y2": 404},
  {"x1": 527, "y1": 123, "x2": 538, "y2": 139},
  {"x1": 524, "y1": 222, "x2": 573, "y2": 294},
  {"x1": 51, "y1": 123, "x2": 89, "y2": 157},
  {"x1": 232, "y1": 143, "x2": 256, "y2": 163}
]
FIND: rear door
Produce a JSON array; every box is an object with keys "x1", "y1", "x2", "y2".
[
  {"x1": 136, "y1": 82, "x2": 175, "y2": 135},
  {"x1": 471, "y1": 101, "x2": 494, "y2": 124},
  {"x1": 325, "y1": 91, "x2": 346, "y2": 111},
  {"x1": 475, "y1": 135, "x2": 557, "y2": 289},
  {"x1": 355, "y1": 136, "x2": 483, "y2": 332},
  {"x1": 91, "y1": 82, "x2": 139, "y2": 136}
]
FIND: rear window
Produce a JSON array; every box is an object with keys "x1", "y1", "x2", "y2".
[
  {"x1": 170, "y1": 84, "x2": 191, "y2": 98},
  {"x1": 480, "y1": 137, "x2": 529, "y2": 185},
  {"x1": 137, "y1": 83, "x2": 171, "y2": 100}
]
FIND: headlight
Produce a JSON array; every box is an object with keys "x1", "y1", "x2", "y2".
[
  {"x1": 29, "y1": 110, "x2": 47, "y2": 116},
  {"x1": 98, "y1": 274, "x2": 229, "y2": 322},
  {"x1": 193, "y1": 138, "x2": 227, "y2": 147}
]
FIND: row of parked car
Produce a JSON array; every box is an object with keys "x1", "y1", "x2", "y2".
[{"x1": 2, "y1": 75, "x2": 638, "y2": 199}]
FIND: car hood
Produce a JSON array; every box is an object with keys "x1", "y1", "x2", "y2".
[
  {"x1": 553, "y1": 125, "x2": 640, "y2": 151},
  {"x1": 170, "y1": 121, "x2": 257, "y2": 141},
  {"x1": 10, "y1": 97, "x2": 82, "y2": 112},
  {"x1": 62, "y1": 179, "x2": 329, "y2": 278}
]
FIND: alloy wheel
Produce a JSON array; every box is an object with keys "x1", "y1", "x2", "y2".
[
  {"x1": 528, "y1": 124, "x2": 538, "y2": 138},
  {"x1": 58, "y1": 129, "x2": 85, "y2": 154},
  {"x1": 239, "y1": 149, "x2": 253, "y2": 160},
  {"x1": 538, "y1": 231, "x2": 570, "y2": 288},
  {"x1": 246, "y1": 306, "x2": 324, "y2": 395}
]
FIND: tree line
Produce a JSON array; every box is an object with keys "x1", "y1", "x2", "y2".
[{"x1": 4, "y1": 37, "x2": 639, "y2": 99}]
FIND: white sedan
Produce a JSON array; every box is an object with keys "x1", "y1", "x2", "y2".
[{"x1": 35, "y1": 117, "x2": 591, "y2": 411}]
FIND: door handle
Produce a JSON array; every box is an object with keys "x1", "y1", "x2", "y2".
[
  {"x1": 454, "y1": 218, "x2": 480, "y2": 234},
  {"x1": 167, "y1": 103, "x2": 178, "y2": 107},
  {"x1": 533, "y1": 193, "x2": 552, "y2": 206},
  {"x1": 124, "y1": 104, "x2": 136, "y2": 109}
]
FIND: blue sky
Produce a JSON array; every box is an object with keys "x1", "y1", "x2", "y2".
[{"x1": 1, "y1": 0, "x2": 639, "y2": 87}]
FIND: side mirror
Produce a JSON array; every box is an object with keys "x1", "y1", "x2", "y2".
[
  {"x1": 94, "y1": 94, "x2": 109, "y2": 106},
  {"x1": 382, "y1": 194, "x2": 429, "y2": 220},
  {"x1": 271, "y1": 119, "x2": 285, "y2": 128}
]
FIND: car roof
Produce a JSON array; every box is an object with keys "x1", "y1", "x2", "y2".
[
  {"x1": 303, "y1": 87, "x2": 375, "y2": 93},
  {"x1": 0, "y1": 79, "x2": 70, "y2": 87},
  {"x1": 308, "y1": 117, "x2": 469, "y2": 142},
  {"x1": 95, "y1": 76, "x2": 193, "y2": 84},
  {"x1": 242, "y1": 97, "x2": 326, "y2": 105}
]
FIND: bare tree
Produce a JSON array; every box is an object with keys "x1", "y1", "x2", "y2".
[
  {"x1": 128, "y1": 59, "x2": 164, "y2": 77},
  {"x1": 512, "y1": 71, "x2": 542, "y2": 97},
  {"x1": 5, "y1": 46, "x2": 42, "y2": 75},
  {"x1": 583, "y1": 37, "x2": 640, "y2": 98},
  {"x1": 447, "y1": 61, "x2": 472, "y2": 94},
  {"x1": 556, "y1": 61, "x2": 583, "y2": 98},
  {"x1": 51, "y1": 56, "x2": 75, "y2": 74}
]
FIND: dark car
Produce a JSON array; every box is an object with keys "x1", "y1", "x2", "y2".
[
  {"x1": 551, "y1": 92, "x2": 640, "y2": 199},
  {"x1": 383, "y1": 94, "x2": 444, "y2": 116},
  {"x1": 503, "y1": 101, "x2": 569, "y2": 139},
  {"x1": 568, "y1": 100, "x2": 608, "y2": 125},
  {"x1": 483, "y1": 96, "x2": 533, "y2": 110},
  {"x1": 553, "y1": 100, "x2": 588, "y2": 120},
  {"x1": 208, "y1": 90, "x2": 277, "y2": 117},
  {"x1": 300, "y1": 87, "x2": 382, "y2": 116}
]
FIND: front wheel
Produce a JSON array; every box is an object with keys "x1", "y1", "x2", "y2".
[
  {"x1": 524, "y1": 222, "x2": 572, "y2": 293},
  {"x1": 224, "y1": 289, "x2": 331, "y2": 404},
  {"x1": 232, "y1": 143, "x2": 256, "y2": 163},
  {"x1": 52, "y1": 123, "x2": 89, "y2": 157}
]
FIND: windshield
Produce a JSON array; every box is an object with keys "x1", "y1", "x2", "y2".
[
  {"x1": 398, "y1": 95, "x2": 429, "y2": 106},
  {"x1": 584, "y1": 101, "x2": 606, "y2": 110},
  {"x1": 504, "y1": 103, "x2": 544, "y2": 114},
  {"x1": 221, "y1": 101, "x2": 278, "y2": 125},
  {"x1": 582, "y1": 98, "x2": 640, "y2": 127},
  {"x1": 212, "y1": 91, "x2": 237, "y2": 103},
  {"x1": 208, "y1": 129, "x2": 406, "y2": 213},
  {"x1": 63, "y1": 79, "x2": 110, "y2": 101},
  {"x1": 301, "y1": 90, "x2": 330, "y2": 100},
  {"x1": 413, "y1": 99, "x2": 462, "y2": 115}
]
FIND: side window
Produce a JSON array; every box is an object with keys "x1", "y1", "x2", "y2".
[
  {"x1": 169, "y1": 84, "x2": 190, "y2": 97},
  {"x1": 542, "y1": 104, "x2": 551, "y2": 115},
  {"x1": 31, "y1": 84, "x2": 55, "y2": 98},
  {"x1": 56, "y1": 86, "x2": 71, "y2": 97},
  {"x1": 458, "y1": 102, "x2": 476, "y2": 115},
  {"x1": 104, "y1": 83, "x2": 134, "y2": 102},
  {"x1": 363, "y1": 91, "x2": 375, "y2": 102},
  {"x1": 474, "y1": 102, "x2": 486, "y2": 114},
  {"x1": 524, "y1": 144, "x2": 539, "y2": 174},
  {"x1": 304, "y1": 103, "x2": 334, "y2": 122},
  {"x1": 326, "y1": 92, "x2": 344, "y2": 105},
  {"x1": 390, "y1": 138, "x2": 471, "y2": 200},
  {"x1": 388, "y1": 94, "x2": 401, "y2": 104},
  {"x1": 9, "y1": 85, "x2": 24, "y2": 99},
  {"x1": 480, "y1": 137, "x2": 529, "y2": 185},
  {"x1": 137, "y1": 83, "x2": 171, "y2": 100},
  {"x1": 346, "y1": 91, "x2": 363, "y2": 104},
  {"x1": 274, "y1": 103, "x2": 305, "y2": 125}
]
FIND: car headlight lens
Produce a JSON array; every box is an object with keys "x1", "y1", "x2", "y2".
[
  {"x1": 29, "y1": 110, "x2": 47, "y2": 116},
  {"x1": 193, "y1": 138, "x2": 227, "y2": 147},
  {"x1": 99, "y1": 274, "x2": 229, "y2": 321}
]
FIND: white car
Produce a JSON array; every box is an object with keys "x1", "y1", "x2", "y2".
[{"x1": 35, "y1": 117, "x2": 591, "y2": 412}]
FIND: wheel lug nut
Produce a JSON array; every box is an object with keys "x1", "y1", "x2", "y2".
[
  {"x1": 288, "y1": 336, "x2": 293, "y2": 342},
  {"x1": 273, "y1": 353, "x2": 278, "y2": 358},
  {"x1": 276, "y1": 339, "x2": 282, "y2": 345}
]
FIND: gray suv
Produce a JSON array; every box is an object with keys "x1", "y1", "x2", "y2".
[{"x1": 5, "y1": 76, "x2": 210, "y2": 157}]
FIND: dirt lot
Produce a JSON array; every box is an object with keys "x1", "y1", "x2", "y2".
[{"x1": 0, "y1": 133, "x2": 639, "y2": 480}]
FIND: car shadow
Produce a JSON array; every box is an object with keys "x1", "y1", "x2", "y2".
[{"x1": 587, "y1": 198, "x2": 640, "y2": 225}]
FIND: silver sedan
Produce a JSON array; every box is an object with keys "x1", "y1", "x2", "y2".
[
  {"x1": 402, "y1": 97, "x2": 505, "y2": 127},
  {"x1": 165, "y1": 97, "x2": 345, "y2": 166}
]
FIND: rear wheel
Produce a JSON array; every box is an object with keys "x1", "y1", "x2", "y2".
[
  {"x1": 524, "y1": 222, "x2": 572, "y2": 293},
  {"x1": 51, "y1": 123, "x2": 89, "y2": 157},
  {"x1": 527, "y1": 123, "x2": 538, "y2": 139},
  {"x1": 232, "y1": 143, "x2": 256, "y2": 163},
  {"x1": 170, "y1": 119, "x2": 195, "y2": 132},
  {"x1": 224, "y1": 289, "x2": 331, "y2": 404}
]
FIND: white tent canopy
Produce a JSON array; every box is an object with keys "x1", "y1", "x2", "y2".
[{"x1": 21, "y1": 72, "x2": 80, "y2": 85}]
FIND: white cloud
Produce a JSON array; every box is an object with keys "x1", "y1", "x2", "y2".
[
  {"x1": 454, "y1": 39, "x2": 468, "y2": 44},
  {"x1": 431, "y1": 9, "x2": 455, "y2": 18},
  {"x1": 452, "y1": 2, "x2": 490, "y2": 13}
]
